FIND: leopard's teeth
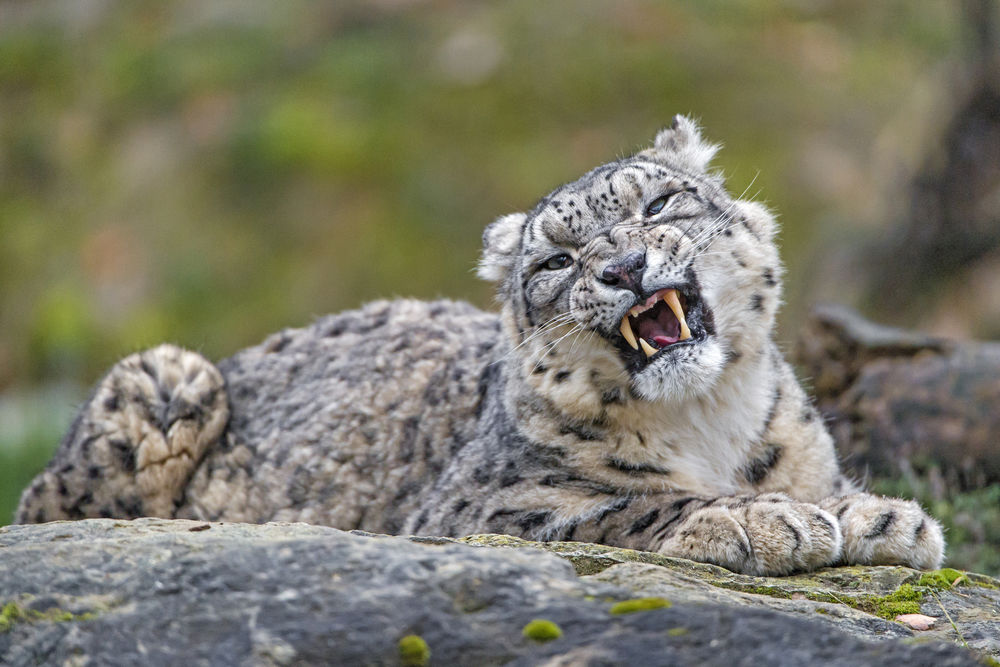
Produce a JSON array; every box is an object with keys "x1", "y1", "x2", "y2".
[
  {"x1": 639, "y1": 338, "x2": 658, "y2": 358},
  {"x1": 663, "y1": 289, "x2": 692, "y2": 341},
  {"x1": 619, "y1": 317, "x2": 639, "y2": 350}
]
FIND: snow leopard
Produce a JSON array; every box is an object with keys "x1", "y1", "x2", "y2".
[{"x1": 15, "y1": 116, "x2": 944, "y2": 576}]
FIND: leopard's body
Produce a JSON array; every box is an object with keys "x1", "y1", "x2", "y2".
[{"x1": 15, "y1": 117, "x2": 944, "y2": 575}]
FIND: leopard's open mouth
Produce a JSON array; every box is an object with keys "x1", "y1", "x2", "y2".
[
  {"x1": 619, "y1": 288, "x2": 691, "y2": 356},
  {"x1": 614, "y1": 285, "x2": 712, "y2": 371}
]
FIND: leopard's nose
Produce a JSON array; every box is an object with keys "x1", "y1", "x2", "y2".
[{"x1": 599, "y1": 251, "x2": 646, "y2": 294}]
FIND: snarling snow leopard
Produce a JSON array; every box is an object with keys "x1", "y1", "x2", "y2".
[{"x1": 16, "y1": 117, "x2": 944, "y2": 576}]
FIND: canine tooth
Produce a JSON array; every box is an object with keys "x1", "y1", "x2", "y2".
[
  {"x1": 619, "y1": 318, "x2": 639, "y2": 350},
  {"x1": 663, "y1": 290, "x2": 692, "y2": 341},
  {"x1": 639, "y1": 338, "x2": 658, "y2": 358}
]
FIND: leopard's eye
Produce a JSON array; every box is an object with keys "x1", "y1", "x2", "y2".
[
  {"x1": 542, "y1": 254, "x2": 572, "y2": 271},
  {"x1": 645, "y1": 194, "x2": 673, "y2": 216}
]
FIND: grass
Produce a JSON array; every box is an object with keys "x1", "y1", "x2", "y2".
[
  {"x1": 0, "y1": 387, "x2": 75, "y2": 525},
  {"x1": 0, "y1": 0, "x2": 965, "y2": 388}
]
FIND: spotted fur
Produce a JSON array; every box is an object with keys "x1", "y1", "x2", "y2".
[{"x1": 15, "y1": 117, "x2": 943, "y2": 575}]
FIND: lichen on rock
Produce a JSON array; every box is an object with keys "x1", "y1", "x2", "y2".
[
  {"x1": 398, "y1": 634, "x2": 430, "y2": 666},
  {"x1": 609, "y1": 597, "x2": 672, "y2": 615},
  {"x1": 0, "y1": 598, "x2": 96, "y2": 633},
  {"x1": 522, "y1": 619, "x2": 563, "y2": 642}
]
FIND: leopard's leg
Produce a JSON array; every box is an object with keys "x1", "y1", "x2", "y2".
[
  {"x1": 467, "y1": 490, "x2": 843, "y2": 577},
  {"x1": 819, "y1": 493, "x2": 944, "y2": 570},
  {"x1": 14, "y1": 344, "x2": 228, "y2": 523}
]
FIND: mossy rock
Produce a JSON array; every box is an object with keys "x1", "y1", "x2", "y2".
[
  {"x1": 451, "y1": 534, "x2": 1000, "y2": 660},
  {"x1": 0, "y1": 598, "x2": 97, "y2": 633},
  {"x1": 1, "y1": 521, "x2": 994, "y2": 664},
  {"x1": 459, "y1": 534, "x2": 715, "y2": 576}
]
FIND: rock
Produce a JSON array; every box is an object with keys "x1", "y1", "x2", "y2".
[
  {"x1": 1, "y1": 520, "x2": 996, "y2": 665},
  {"x1": 896, "y1": 614, "x2": 937, "y2": 631},
  {"x1": 464, "y1": 535, "x2": 1000, "y2": 660},
  {"x1": 796, "y1": 303, "x2": 1000, "y2": 490}
]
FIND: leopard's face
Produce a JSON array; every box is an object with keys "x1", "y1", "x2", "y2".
[{"x1": 480, "y1": 117, "x2": 782, "y2": 405}]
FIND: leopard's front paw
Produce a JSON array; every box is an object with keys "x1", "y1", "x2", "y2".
[
  {"x1": 821, "y1": 494, "x2": 944, "y2": 570},
  {"x1": 659, "y1": 494, "x2": 842, "y2": 576}
]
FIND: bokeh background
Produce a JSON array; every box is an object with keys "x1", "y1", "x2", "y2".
[{"x1": 2, "y1": 0, "x2": 998, "y2": 573}]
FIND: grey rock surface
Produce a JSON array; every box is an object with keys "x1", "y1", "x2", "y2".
[
  {"x1": 460, "y1": 535, "x2": 1000, "y2": 657},
  {"x1": 0, "y1": 519, "x2": 994, "y2": 666}
]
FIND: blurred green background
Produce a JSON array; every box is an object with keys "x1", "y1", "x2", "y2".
[{"x1": 1, "y1": 0, "x2": 996, "y2": 573}]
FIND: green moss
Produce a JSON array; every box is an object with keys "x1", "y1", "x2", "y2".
[
  {"x1": 741, "y1": 585, "x2": 793, "y2": 599},
  {"x1": 901, "y1": 636, "x2": 937, "y2": 646},
  {"x1": 567, "y1": 557, "x2": 616, "y2": 576},
  {"x1": 711, "y1": 582, "x2": 797, "y2": 600},
  {"x1": 870, "y1": 599, "x2": 921, "y2": 618},
  {"x1": 973, "y1": 577, "x2": 999, "y2": 590},
  {"x1": 0, "y1": 602, "x2": 24, "y2": 632},
  {"x1": 886, "y1": 583, "x2": 921, "y2": 601},
  {"x1": 863, "y1": 584, "x2": 923, "y2": 619},
  {"x1": 522, "y1": 619, "x2": 563, "y2": 642},
  {"x1": 714, "y1": 580, "x2": 931, "y2": 621},
  {"x1": 398, "y1": 634, "x2": 430, "y2": 667},
  {"x1": 667, "y1": 627, "x2": 689, "y2": 637},
  {"x1": 917, "y1": 568, "x2": 967, "y2": 590},
  {"x1": 609, "y1": 597, "x2": 672, "y2": 615},
  {"x1": 796, "y1": 585, "x2": 924, "y2": 620},
  {"x1": 0, "y1": 601, "x2": 97, "y2": 632}
]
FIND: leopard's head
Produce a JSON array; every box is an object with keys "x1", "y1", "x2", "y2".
[{"x1": 480, "y1": 116, "x2": 782, "y2": 405}]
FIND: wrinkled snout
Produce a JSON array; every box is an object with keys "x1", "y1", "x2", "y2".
[{"x1": 599, "y1": 251, "x2": 647, "y2": 295}]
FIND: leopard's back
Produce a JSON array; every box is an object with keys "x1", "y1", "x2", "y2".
[{"x1": 174, "y1": 300, "x2": 500, "y2": 532}]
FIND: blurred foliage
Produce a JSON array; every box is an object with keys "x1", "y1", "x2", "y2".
[
  {"x1": 0, "y1": 0, "x2": 965, "y2": 389},
  {"x1": 2, "y1": 0, "x2": 993, "y2": 577}
]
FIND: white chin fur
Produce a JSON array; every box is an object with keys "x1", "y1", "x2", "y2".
[{"x1": 631, "y1": 340, "x2": 725, "y2": 402}]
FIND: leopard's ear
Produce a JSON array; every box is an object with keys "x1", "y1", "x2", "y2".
[
  {"x1": 478, "y1": 212, "x2": 527, "y2": 282},
  {"x1": 642, "y1": 115, "x2": 720, "y2": 173}
]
